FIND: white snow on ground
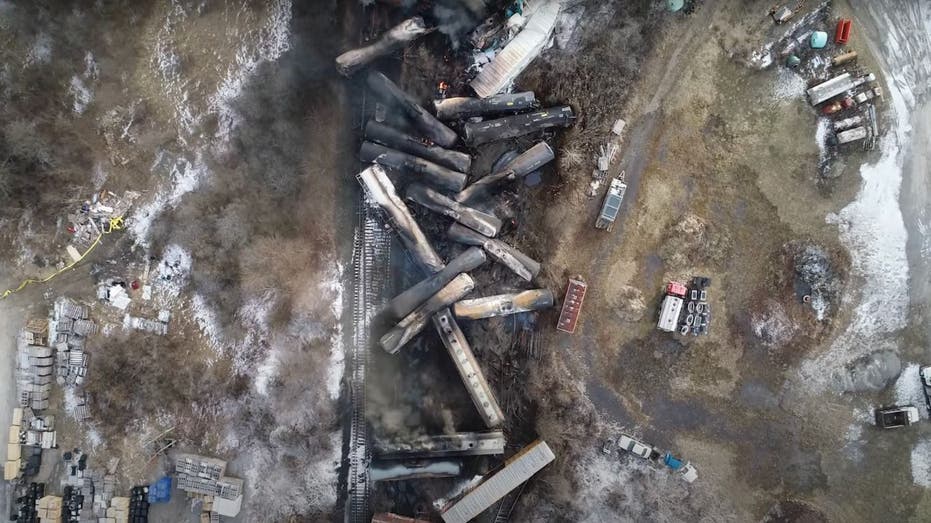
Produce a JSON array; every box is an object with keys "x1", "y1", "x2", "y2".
[
  {"x1": 86, "y1": 428, "x2": 102, "y2": 450},
  {"x1": 799, "y1": 23, "x2": 915, "y2": 391},
  {"x1": 192, "y1": 293, "x2": 225, "y2": 355},
  {"x1": 814, "y1": 117, "x2": 831, "y2": 164},
  {"x1": 243, "y1": 291, "x2": 277, "y2": 394},
  {"x1": 152, "y1": 243, "x2": 193, "y2": 299},
  {"x1": 911, "y1": 439, "x2": 931, "y2": 487},
  {"x1": 69, "y1": 75, "x2": 93, "y2": 114},
  {"x1": 26, "y1": 33, "x2": 52, "y2": 65},
  {"x1": 133, "y1": 1, "x2": 293, "y2": 246},
  {"x1": 772, "y1": 68, "x2": 807, "y2": 101},
  {"x1": 241, "y1": 429, "x2": 341, "y2": 517},
  {"x1": 63, "y1": 387, "x2": 79, "y2": 418},
  {"x1": 895, "y1": 363, "x2": 927, "y2": 418},
  {"x1": 211, "y1": 0, "x2": 292, "y2": 145},
  {"x1": 324, "y1": 264, "x2": 344, "y2": 400},
  {"x1": 129, "y1": 152, "x2": 208, "y2": 247}
]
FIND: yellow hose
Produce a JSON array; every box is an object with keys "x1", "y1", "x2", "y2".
[{"x1": 0, "y1": 216, "x2": 125, "y2": 300}]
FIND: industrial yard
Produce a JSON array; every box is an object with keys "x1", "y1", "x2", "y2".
[{"x1": 1, "y1": 0, "x2": 930, "y2": 522}]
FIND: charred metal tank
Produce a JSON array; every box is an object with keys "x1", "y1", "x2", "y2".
[
  {"x1": 374, "y1": 431, "x2": 506, "y2": 459},
  {"x1": 461, "y1": 106, "x2": 575, "y2": 146},
  {"x1": 433, "y1": 309, "x2": 505, "y2": 428},
  {"x1": 406, "y1": 184, "x2": 502, "y2": 237},
  {"x1": 369, "y1": 460, "x2": 462, "y2": 482},
  {"x1": 453, "y1": 289, "x2": 554, "y2": 320},
  {"x1": 380, "y1": 274, "x2": 474, "y2": 354},
  {"x1": 366, "y1": 71, "x2": 458, "y2": 148},
  {"x1": 365, "y1": 120, "x2": 472, "y2": 173},
  {"x1": 433, "y1": 92, "x2": 537, "y2": 120},
  {"x1": 357, "y1": 165, "x2": 445, "y2": 274},
  {"x1": 383, "y1": 247, "x2": 486, "y2": 322},
  {"x1": 456, "y1": 141, "x2": 554, "y2": 204},
  {"x1": 336, "y1": 17, "x2": 432, "y2": 76},
  {"x1": 360, "y1": 142, "x2": 467, "y2": 193},
  {"x1": 447, "y1": 223, "x2": 541, "y2": 281}
]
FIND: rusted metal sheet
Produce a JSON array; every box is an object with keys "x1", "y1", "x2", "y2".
[
  {"x1": 556, "y1": 277, "x2": 587, "y2": 334},
  {"x1": 453, "y1": 289, "x2": 554, "y2": 320}
]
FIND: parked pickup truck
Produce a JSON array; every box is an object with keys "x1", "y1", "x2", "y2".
[
  {"x1": 875, "y1": 405, "x2": 920, "y2": 429},
  {"x1": 617, "y1": 434, "x2": 656, "y2": 460}
]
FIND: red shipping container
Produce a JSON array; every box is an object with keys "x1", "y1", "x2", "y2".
[{"x1": 835, "y1": 19, "x2": 852, "y2": 45}]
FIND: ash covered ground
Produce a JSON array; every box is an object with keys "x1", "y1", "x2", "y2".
[{"x1": 0, "y1": 0, "x2": 930, "y2": 522}]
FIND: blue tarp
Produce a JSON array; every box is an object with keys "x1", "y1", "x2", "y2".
[{"x1": 148, "y1": 476, "x2": 172, "y2": 504}]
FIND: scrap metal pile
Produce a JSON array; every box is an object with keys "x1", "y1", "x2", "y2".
[
  {"x1": 759, "y1": 5, "x2": 882, "y2": 161},
  {"x1": 337, "y1": 3, "x2": 567, "y2": 521}
]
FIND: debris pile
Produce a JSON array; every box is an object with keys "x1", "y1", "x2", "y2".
[
  {"x1": 758, "y1": 4, "x2": 882, "y2": 170},
  {"x1": 64, "y1": 190, "x2": 137, "y2": 262},
  {"x1": 336, "y1": 2, "x2": 573, "y2": 518}
]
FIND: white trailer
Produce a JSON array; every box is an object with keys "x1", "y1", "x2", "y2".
[
  {"x1": 657, "y1": 295, "x2": 684, "y2": 332},
  {"x1": 807, "y1": 73, "x2": 875, "y2": 106},
  {"x1": 441, "y1": 440, "x2": 555, "y2": 523}
]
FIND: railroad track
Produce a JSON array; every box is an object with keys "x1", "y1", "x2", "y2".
[
  {"x1": 346, "y1": 201, "x2": 391, "y2": 523},
  {"x1": 491, "y1": 481, "x2": 527, "y2": 523}
]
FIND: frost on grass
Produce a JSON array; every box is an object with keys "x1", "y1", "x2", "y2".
[
  {"x1": 912, "y1": 439, "x2": 931, "y2": 488},
  {"x1": 895, "y1": 363, "x2": 927, "y2": 419},
  {"x1": 526, "y1": 447, "x2": 700, "y2": 522}
]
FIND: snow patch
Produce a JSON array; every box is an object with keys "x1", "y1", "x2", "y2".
[
  {"x1": 895, "y1": 363, "x2": 927, "y2": 418},
  {"x1": 26, "y1": 33, "x2": 52, "y2": 65},
  {"x1": 129, "y1": 152, "x2": 208, "y2": 246},
  {"x1": 152, "y1": 243, "x2": 193, "y2": 300},
  {"x1": 69, "y1": 75, "x2": 93, "y2": 114},
  {"x1": 911, "y1": 439, "x2": 931, "y2": 487},
  {"x1": 211, "y1": 0, "x2": 293, "y2": 145},
  {"x1": 240, "y1": 429, "x2": 340, "y2": 518},
  {"x1": 799, "y1": 20, "x2": 915, "y2": 390},
  {"x1": 772, "y1": 68, "x2": 806, "y2": 101},
  {"x1": 815, "y1": 117, "x2": 831, "y2": 164},
  {"x1": 325, "y1": 263, "x2": 344, "y2": 401},
  {"x1": 192, "y1": 293, "x2": 224, "y2": 354}
]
